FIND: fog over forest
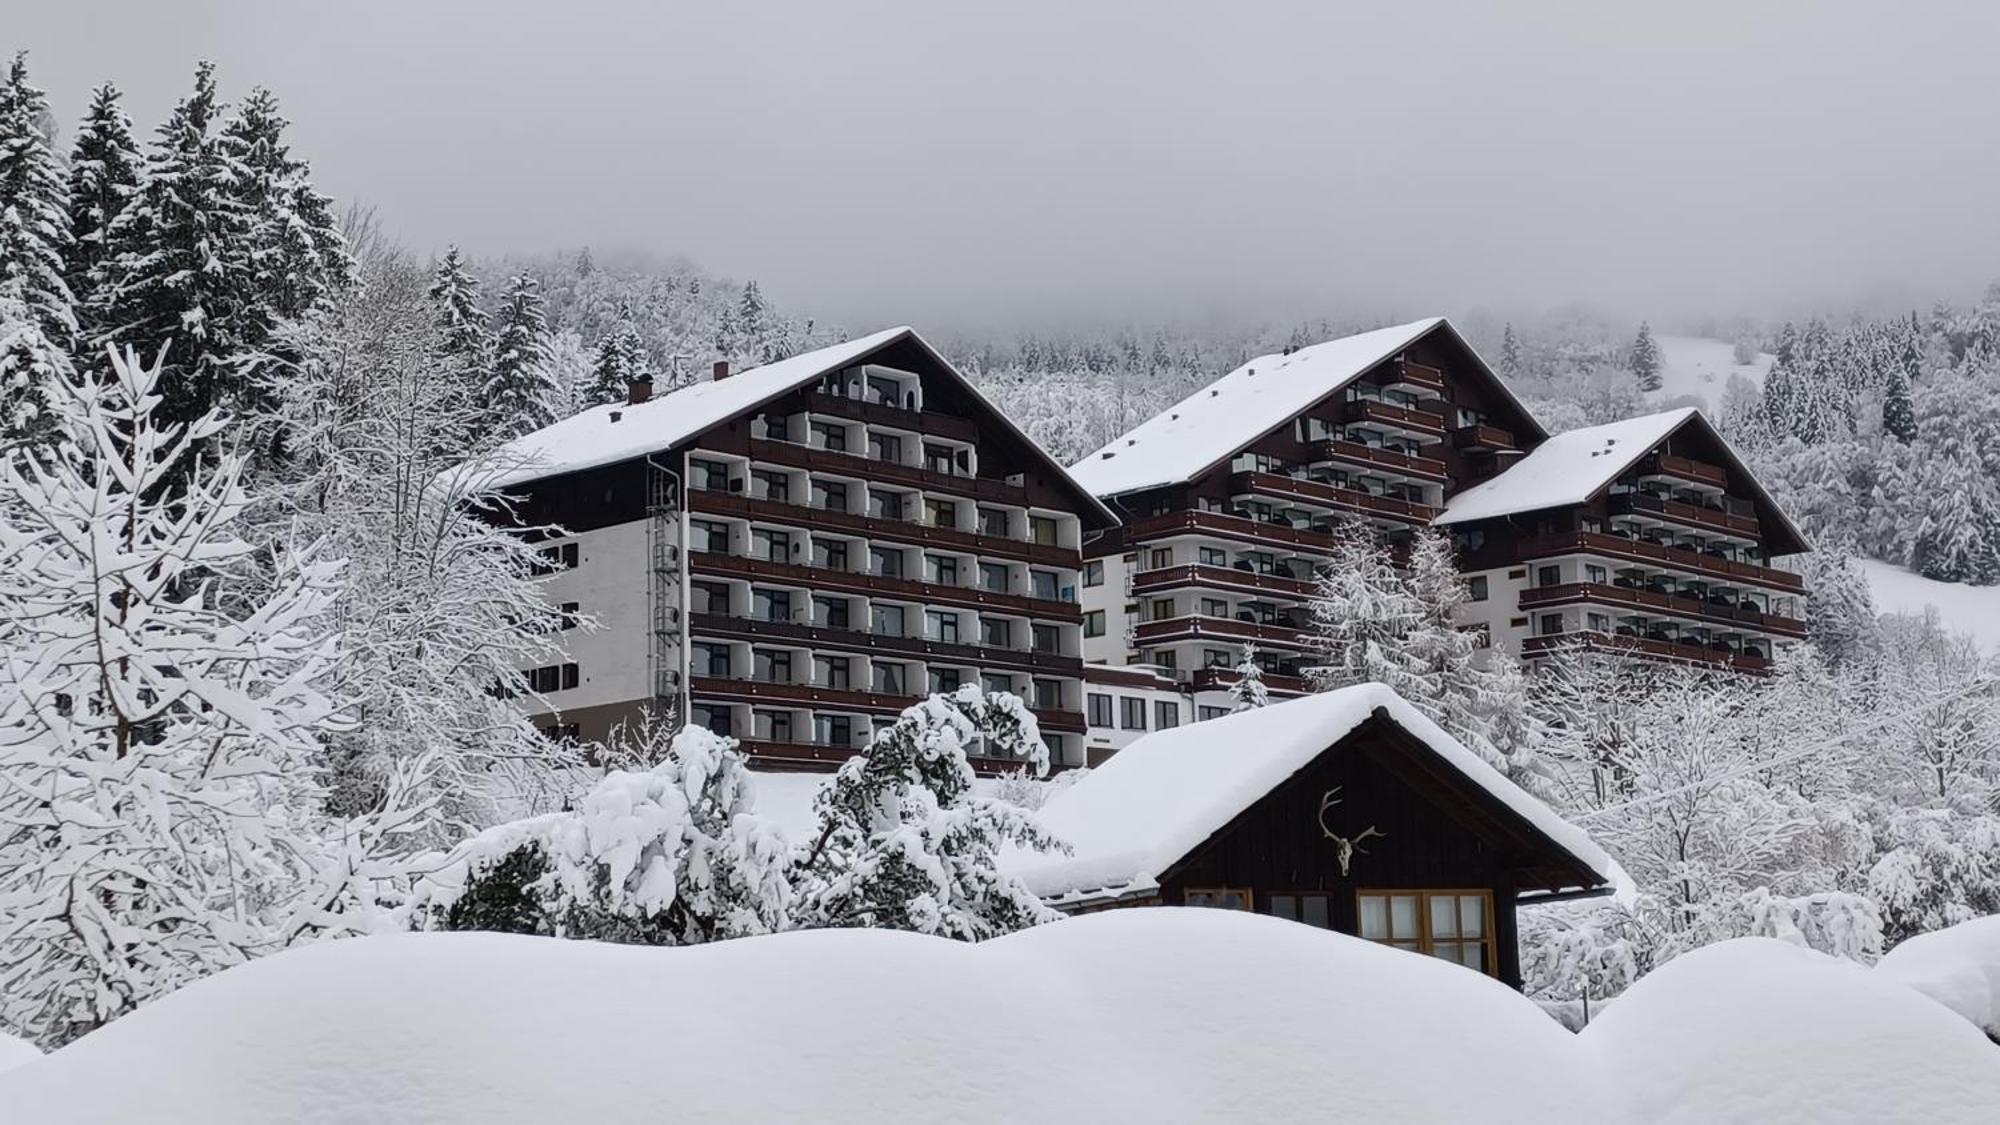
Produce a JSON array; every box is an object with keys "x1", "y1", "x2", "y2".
[{"x1": 11, "y1": 1, "x2": 2000, "y2": 333}]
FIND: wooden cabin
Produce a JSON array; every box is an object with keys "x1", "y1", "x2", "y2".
[{"x1": 1010, "y1": 684, "x2": 1620, "y2": 988}]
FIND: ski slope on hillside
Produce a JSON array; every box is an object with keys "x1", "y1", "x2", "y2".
[
  {"x1": 1651, "y1": 335, "x2": 1771, "y2": 410},
  {"x1": 1861, "y1": 559, "x2": 2000, "y2": 654}
]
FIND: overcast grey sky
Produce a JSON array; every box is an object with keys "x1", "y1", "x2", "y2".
[{"x1": 10, "y1": 2, "x2": 1999, "y2": 332}]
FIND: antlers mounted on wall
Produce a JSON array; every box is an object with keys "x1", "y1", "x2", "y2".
[{"x1": 1316, "y1": 787, "x2": 1386, "y2": 877}]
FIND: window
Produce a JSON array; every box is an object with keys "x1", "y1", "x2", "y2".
[
  {"x1": 924, "y1": 443, "x2": 958, "y2": 475},
  {"x1": 1151, "y1": 649, "x2": 1177, "y2": 670},
  {"x1": 812, "y1": 538, "x2": 849, "y2": 571},
  {"x1": 1204, "y1": 649, "x2": 1231, "y2": 668},
  {"x1": 1587, "y1": 613, "x2": 1611, "y2": 633},
  {"x1": 1507, "y1": 568, "x2": 1527, "y2": 580},
  {"x1": 1083, "y1": 610, "x2": 1105, "y2": 638},
  {"x1": 1539, "y1": 613, "x2": 1564, "y2": 636},
  {"x1": 558, "y1": 601, "x2": 580, "y2": 630},
  {"x1": 1030, "y1": 570, "x2": 1061, "y2": 601},
  {"x1": 871, "y1": 604, "x2": 906, "y2": 636},
  {"x1": 1120, "y1": 697, "x2": 1147, "y2": 731},
  {"x1": 1266, "y1": 893, "x2": 1332, "y2": 929},
  {"x1": 691, "y1": 704, "x2": 733, "y2": 738},
  {"x1": 752, "y1": 469, "x2": 791, "y2": 503},
  {"x1": 982, "y1": 673, "x2": 1014, "y2": 696},
  {"x1": 1199, "y1": 546, "x2": 1227, "y2": 567},
  {"x1": 1467, "y1": 575, "x2": 1489, "y2": 602},
  {"x1": 1150, "y1": 597, "x2": 1175, "y2": 622},
  {"x1": 812, "y1": 479, "x2": 849, "y2": 512},
  {"x1": 690, "y1": 581, "x2": 730, "y2": 614},
  {"x1": 1032, "y1": 678, "x2": 1062, "y2": 709},
  {"x1": 753, "y1": 710, "x2": 793, "y2": 743},
  {"x1": 1032, "y1": 623, "x2": 1061, "y2": 654},
  {"x1": 866, "y1": 374, "x2": 900, "y2": 405},
  {"x1": 813, "y1": 595, "x2": 850, "y2": 629},
  {"x1": 1083, "y1": 560, "x2": 1104, "y2": 587},
  {"x1": 810, "y1": 420, "x2": 847, "y2": 452},
  {"x1": 752, "y1": 588, "x2": 792, "y2": 623},
  {"x1": 1509, "y1": 616, "x2": 1528, "y2": 628},
  {"x1": 533, "y1": 541, "x2": 579, "y2": 574},
  {"x1": 869, "y1": 547, "x2": 905, "y2": 577},
  {"x1": 926, "y1": 609, "x2": 960, "y2": 644},
  {"x1": 525, "y1": 662, "x2": 579, "y2": 693},
  {"x1": 753, "y1": 649, "x2": 792, "y2": 684},
  {"x1": 869, "y1": 489, "x2": 906, "y2": 521},
  {"x1": 692, "y1": 643, "x2": 731, "y2": 677},
  {"x1": 873, "y1": 662, "x2": 908, "y2": 694},
  {"x1": 1155, "y1": 701, "x2": 1180, "y2": 730},
  {"x1": 1585, "y1": 564, "x2": 1608, "y2": 585},
  {"x1": 753, "y1": 528, "x2": 793, "y2": 562},
  {"x1": 814, "y1": 714, "x2": 854, "y2": 747},
  {"x1": 981, "y1": 617, "x2": 1012, "y2": 647},
  {"x1": 1183, "y1": 888, "x2": 1251, "y2": 910},
  {"x1": 979, "y1": 562, "x2": 1009, "y2": 593},
  {"x1": 1029, "y1": 515, "x2": 1060, "y2": 547},
  {"x1": 1149, "y1": 548, "x2": 1172, "y2": 569},
  {"x1": 925, "y1": 554, "x2": 959, "y2": 585},
  {"x1": 1197, "y1": 705, "x2": 1228, "y2": 722},
  {"x1": 689, "y1": 520, "x2": 729, "y2": 554},
  {"x1": 979, "y1": 507, "x2": 1010, "y2": 537},
  {"x1": 928, "y1": 668, "x2": 962, "y2": 694},
  {"x1": 1201, "y1": 598, "x2": 1227, "y2": 619},
  {"x1": 1088, "y1": 693, "x2": 1114, "y2": 727},
  {"x1": 1357, "y1": 891, "x2": 1492, "y2": 975},
  {"x1": 762, "y1": 414, "x2": 791, "y2": 441},
  {"x1": 925, "y1": 497, "x2": 957, "y2": 527},
  {"x1": 868, "y1": 432, "x2": 903, "y2": 463},
  {"x1": 688, "y1": 458, "x2": 731, "y2": 491},
  {"x1": 1537, "y1": 565, "x2": 1561, "y2": 588}
]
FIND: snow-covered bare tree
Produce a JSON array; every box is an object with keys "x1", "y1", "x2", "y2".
[
  {"x1": 791, "y1": 688, "x2": 1068, "y2": 941},
  {"x1": 0, "y1": 347, "x2": 350, "y2": 1046}
]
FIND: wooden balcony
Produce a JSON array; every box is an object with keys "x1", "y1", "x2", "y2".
[
  {"x1": 1644, "y1": 453, "x2": 1728, "y2": 489},
  {"x1": 1340, "y1": 398, "x2": 1447, "y2": 436},
  {"x1": 1314, "y1": 438, "x2": 1449, "y2": 482},
  {"x1": 747, "y1": 437, "x2": 1026, "y2": 504},
  {"x1": 1184, "y1": 667, "x2": 1310, "y2": 696},
  {"x1": 1385, "y1": 359, "x2": 1445, "y2": 393},
  {"x1": 1132, "y1": 614, "x2": 1311, "y2": 650},
  {"x1": 1611, "y1": 492, "x2": 1761, "y2": 538},
  {"x1": 687, "y1": 489, "x2": 1075, "y2": 568},
  {"x1": 1131, "y1": 563, "x2": 1316, "y2": 600},
  {"x1": 1451, "y1": 424, "x2": 1516, "y2": 453},
  {"x1": 694, "y1": 675, "x2": 1087, "y2": 734},
  {"x1": 1126, "y1": 509, "x2": 1343, "y2": 554},
  {"x1": 687, "y1": 612, "x2": 1083, "y2": 677},
  {"x1": 1521, "y1": 632, "x2": 1771, "y2": 675},
  {"x1": 1234, "y1": 471, "x2": 1441, "y2": 526},
  {"x1": 1519, "y1": 532, "x2": 1803, "y2": 593},
  {"x1": 688, "y1": 551, "x2": 1082, "y2": 621},
  {"x1": 806, "y1": 389, "x2": 980, "y2": 442},
  {"x1": 1517, "y1": 582, "x2": 1806, "y2": 639},
  {"x1": 736, "y1": 738, "x2": 1052, "y2": 776}
]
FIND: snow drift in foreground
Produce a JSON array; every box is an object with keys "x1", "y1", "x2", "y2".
[
  {"x1": 1877, "y1": 915, "x2": 2000, "y2": 1038},
  {"x1": 3, "y1": 911, "x2": 1996, "y2": 1124}
]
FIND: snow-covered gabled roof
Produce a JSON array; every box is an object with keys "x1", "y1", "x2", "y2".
[
  {"x1": 1008, "y1": 683, "x2": 1621, "y2": 906},
  {"x1": 1067, "y1": 317, "x2": 1542, "y2": 499},
  {"x1": 1433, "y1": 408, "x2": 1697, "y2": 527},
  {"x1": 473, "y1": 328, "x2": 1118, "y2": 526}
]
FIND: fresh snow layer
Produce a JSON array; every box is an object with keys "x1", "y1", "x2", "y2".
[
  {"x1": 1580, "y1": 938, "x2": 2000, "y2": 1124},
  {"x1": 1860, "y1": 558, "x2": 2000, "y2": 655},
  {"x1": 1877, "y1": 915, "x2": 2000, "y2": 1037},
  {"x1": 2, "y1": 910, "x2": 1603, "y2": 1124},
  {"x1": 1436, "y1": 408, "x2": 1697, "y2": 527},
  {"x1": 1006, "y1": 683, "x2": 1620, "y2": 903},
  {"x1": 1650, "y1": 335, "x2": 1772, "y2": 408},
  {"x1": 1069, "y1": 318, "x2": 1448, "y2": 498},
  {"x1": 479, "y1": 327, "x2": 911, "y2": 488},
  {"x1": 0, "y1": 1032, "x2": 39, "y2": 1075}
]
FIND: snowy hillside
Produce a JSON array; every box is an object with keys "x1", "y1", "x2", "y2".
[
  {"x1": 0, "y1": 1032, "x2": 38, "y2": 1076},
  {"x1": 1861, "y1": 559, "x2": 2000, "y2": 654},
  {"x1": 5, "y1": 910, "x2": 1998, "y2": 1124},
  {"x1": 1650, "y1": 335, "x2": 1772, "y2": 409}
]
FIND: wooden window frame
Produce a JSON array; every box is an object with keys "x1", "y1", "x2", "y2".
[
  {"x1": 1354, "y1": 889, "x2": 1497, "y2": 977},
  {"x1": 1261, "y1": 890, "x2": 1334, "y2": 929},
  {"x1": 1182, "y1": 887, "x2": 1253, "y2": 911}
]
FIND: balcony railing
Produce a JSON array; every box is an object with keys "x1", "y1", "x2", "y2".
[
  {"x1": 1611, "y1": 492, "x2": 1761, "y2": 538},
  {"x1": 747, "y1": 437, "x2": 1026, "y2": 504},
  {"x1": 687, "y1": 489, "x2": 1074, "y2": 568},
  {"x1": 1341, "y1": 398, "x2": 1447, "y2": 436},
  {"x1": 1519, "y1": 532, "x2": 1803, "y2": 593},
  {"x1": 1131, "y1": 564, "x2": 1316, "y2": 600},
  {"x1": 1235, "y1": 470, "x2": 1441, "y2": 525},
  {"x1": 734, "y1": 737, "x2": 1053, "y2": 776},
  {"x1": 1132, "y1": 614, "x2": 1311, "y2": 650},
  {"x1": 1314, "y1": 438, "x2": 1449, "y2": 482},
  {"x1": 1184, "y1": 667, "x2": 1310, "y2": 696},
  {"x1": 1517, "y1": 582, "x2": 1806, "y2": 639},
  {"x1": 1126, "y1": 509, "x2": 1344, "y2": 553},
  {"x1": 1521, "y1": 632, "x2": 1771, "y2": 675},
  {"x1": 693, "y1": 675, "x2": 1086, "y2": 734},
  {"x1": 687, "y1": 612, "x2": 1083, "y2": 677},
  {"x1": 1384, "y1": 359, "x2": 1445, "y2": 393},
  {"x1": 805, "y1": 388, "x2": 980, "y2": 442},
  {"x1": 1645, "y1": 453, "x2": 1728, "y2": 489},
  {"x1": 1451, "y1": 424, "x2": 1515, "y2": 452},
  {"x1": 687, "y1": 551, "x2": 1081, "y2": 621}
]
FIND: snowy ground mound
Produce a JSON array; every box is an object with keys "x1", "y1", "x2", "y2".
[
  {"x1": 1581, "y1": 938, "x2": 2000, "y2": 1123},
  {"x1": 1860, "y1": 558, "x2": 2000, "y2": 654},
  {"x1": 1878, "y1": 916, "x2": 2000, "y2": 1038},
  {"x1": 3, "y1": 911, "x2": 1996, "y2": 1124},
  {"x1": 0, "y1": 1032, "x2": 38, "y2": 1076}
]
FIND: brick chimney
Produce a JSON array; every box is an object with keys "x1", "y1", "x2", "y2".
[
  {"x1": 712, "y1": 360, "x2": 731, "y2": 381},
  {"x1": 626, "y1": 375, "x2": 652, "y2": 406}
]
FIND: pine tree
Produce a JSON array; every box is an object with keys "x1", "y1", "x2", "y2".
[
  {"x1": 1227, "y1": 643, "x2": 1271, "y2": 712},
  {"x1": 427, "y1": 245, "x2": 492, "y2": 434},
  {"x1": 62, "y1": 83, "x2": 141, "y2": 321},
  {"x1": 1802, "y1": 545, "x2": 1879, "y2": 672},
  {"x1": 221, "y1": 87, "x2": 353, "y2": 323},
  {"x1": 586, "y1": 323, "x2": 648, "y2": 408},
  {"x1": 1629, "y1": 321, "x2": 1662, "y2": 392},
  {"x1": 86, "y1": 61, "x2": 259, "y2": 431},
  {"x1": 1304, "y1": 520, "x2": 1426, "y2": 697},
  {"x1": 1500, "y1": 323, "x2": 1522, "y2": 379},
  {"x1": 484, "y1": 272, "x2": 560, "y2": 439},
  {"x1": 0, "y1": 53, "x2": 75, "y2": 343},
  {"x1": 0, "y1": 346, "x2": 349, "y2": 1045},
  {"x1": 0, "y1": 294, "x2": 71, "y2": 448},
  {"x1": 1882, "y1": 353, "x2": 1918, "y2": 444}
]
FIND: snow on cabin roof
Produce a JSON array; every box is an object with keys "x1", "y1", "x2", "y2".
[
  {"x1": 1434, "y1": 408, "x2": 1699, "y2": 527},
  {"x1": 1067, "y1": 318, "x2": 1448, "y2": 498},
  {"x1": 1008, "y1": 683, "x2": 1623, "y2": 906}
]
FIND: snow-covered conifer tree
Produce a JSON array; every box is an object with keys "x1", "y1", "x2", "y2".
[
  {"x1": 792, "y1": 688, "x2": 1068, "y2": 941},
  {"x1": 1226, "y1": 643, "x2": 1270, "y2": 712},
  {"x1": 0, "y1": 294, "x2": 70, "y2": 449},
  {"x1": 0, "y1": 346, "x2": 348, "y2": 1045},
  {"x1": 484, "y1": 271, "x2": 560, "y2": 439},
  {"x1": 586, "y1": 322, "x2": 649, "y2": 408},
  {"x1": 62, "y1": 83, "x2": 141, "y2": 321},
  {"x1": 1302, "y1": 520, "x2": 1424, "y2": 695},
  {"x1": 1881, "y1": 358, "x2": 1918, "y2": 444},
  {"x1": 1629, "y1": 321, "x2": 1662, "y2": 392},
  {"x1": 221, "y1": 87, "x2": 353, "y2": 324},
  {"x1": 427, "y1": 245, "x2": 491, "y2": 421},
  {"x1": 540, "y1": 328, "x2": 595, "y2": 419},
  {"x1": 1499, "y1": 322, "x2": 1522, "y2": 379},
  {"x1": 0, "y1": 53, "x2": 74, "y2": 343}
]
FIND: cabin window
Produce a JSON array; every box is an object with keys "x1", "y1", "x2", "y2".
[
  {"x1": 1356, "y1": 891, "x2": 1494, "y2": 975},
  {"x1": 1267, "y1": 893, "x2": 1332, "y2": 929},
  {"x1": 1184, "y1": 888, "x2": 1252, "y2": 911}
]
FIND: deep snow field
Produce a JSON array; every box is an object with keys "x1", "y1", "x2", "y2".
[{"x1": 1, "y1": 909, "x2": 1996, "y2": 1124}]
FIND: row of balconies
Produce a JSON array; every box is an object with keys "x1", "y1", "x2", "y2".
[
  {"x1": 688, "y1": 488, "x2": 1074, "y2": 568},
  {"x1": 1517, "y1": 582, "x2": 1805, "y2": 639},
  {"x1": 1521, "y1": 629, "x2": 1773, "y2": 674},
  {"x1": 689, "y1": 675, "x2": 1087, "y2": 734},
  {"x1": 687, "y1": 549, "x2": 1081, "y2": 622},
  {"x1": 688, "y1": 611, "x2": 1082, "y2": 678}
]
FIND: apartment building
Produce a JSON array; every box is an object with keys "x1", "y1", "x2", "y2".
[{"x1": 492, "y1": 327, "x2": 1118, "y2": 772}]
